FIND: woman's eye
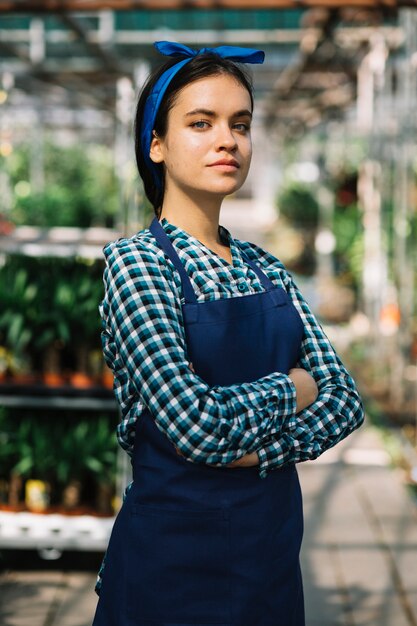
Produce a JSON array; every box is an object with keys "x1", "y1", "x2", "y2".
[
  {"x1": 191, "y1": 120, "x2": 209, "y2": 129},
  {"x1": 234, "y1": 123, "x2": 250, "y2": 132}
]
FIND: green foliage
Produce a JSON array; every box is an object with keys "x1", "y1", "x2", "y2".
[
  {"x1": 344, "y1": 233, "x2": 365, "y2": 287},
  {"x1": 2, "y1": 143, "x2": 28, "y2": 185},
  {"x1": 0, "y1": 407, "x2": 117, "y2": 489},
  {"x1": 55, "y1": 416, "x2": 117, "y2": 485},
  {"x1": 0, "y1": 406, "x2": 17, "y2": 473},
  {"x1": 9, "y1": 419, "x2": 56, "y2": 481},
  {"x1": 13, "y1": 187, "x2": 82, "y2": 228},
  {"x1": 4, "y1": 141, "x2": 118, "y2": 227},
  {"x1": 333, "y1": 204, "x2": 360, "y2": 253},
  {"x1": 277, "y1": 182, "x2": 320, "y2": 230},
  {"x1": 332, "y1": 202, "x2": 364, "y2": 287},
  {"x1": 0, "y1": 263, "x2": 37, "y2": 360},
  {"x1": 0, "y1": 254, "x2": 104, "y2": 367}
]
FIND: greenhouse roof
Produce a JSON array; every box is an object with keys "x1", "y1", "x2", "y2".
[
  {"x1": 0, "y1": 1, "x2": 413, "y2": 9},
  {"x1": 0, "y1": 3, "x2": 410, "y2": 137}
]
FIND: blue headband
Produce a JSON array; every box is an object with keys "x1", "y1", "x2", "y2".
[{"x1": 141, "y1": 40, "x2": 265, "y2": 191}]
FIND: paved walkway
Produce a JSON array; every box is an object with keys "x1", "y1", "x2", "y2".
[
  {"x1": 1, "y1": 421, "x2": 417, "y2": 626},
  {"x1": 299, "y1": 423, "x2": 417, "y2": 626}
]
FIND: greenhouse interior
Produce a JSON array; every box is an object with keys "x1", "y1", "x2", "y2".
[{"x1": 0, "y1": 1, "x2": 417, "y2": 624}]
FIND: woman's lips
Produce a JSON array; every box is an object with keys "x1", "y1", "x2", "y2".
[{"x1": 208, "y1": 159, "x2": 240, "y2": 171}]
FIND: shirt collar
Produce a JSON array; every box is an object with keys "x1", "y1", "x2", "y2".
[{"x1": 159, "y1": 217, "x2": 233, "y2": 248}]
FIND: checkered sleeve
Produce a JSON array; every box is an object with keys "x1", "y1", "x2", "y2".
[
  {"x1": 242, "y1": 244, "x2": 365, "y2": 479},
  {"x1": 100, "y1": 238, "x2": 298, "y2": 466}
]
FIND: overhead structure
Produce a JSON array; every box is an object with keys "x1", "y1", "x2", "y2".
[
  {"x1": 0, "y1": 0, "x2": 415, "y2": 10},
  {"x1": 0, "y1": 3, "x2": 411, "y2": 138}
]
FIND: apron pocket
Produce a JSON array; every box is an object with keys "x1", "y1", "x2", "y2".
[{"x1": 126, "y1": 504, "x2": 232, "y2": 625}]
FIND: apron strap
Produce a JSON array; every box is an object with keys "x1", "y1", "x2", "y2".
[
  {"x1": 149, "y1": 217, "x2": 198, "y2": 304},
  {"x1": 149, "y1": 216, "x2": 277, "y2": 303},
  {"x1": 240, "y1": 253, "x2": 276, "y2": 291}
]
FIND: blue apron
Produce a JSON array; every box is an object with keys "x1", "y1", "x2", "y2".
[{"x1": 93, "y1": 217, "x2": 306, "y2": 626}]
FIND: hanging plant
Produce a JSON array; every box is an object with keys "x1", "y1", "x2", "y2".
[{"x1": 277, "y1": 183, "x2": 320, "y2": 231}]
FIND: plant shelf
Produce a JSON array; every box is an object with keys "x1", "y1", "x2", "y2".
[
  {"x1": 0, "y1": 508, "x2": 115, "y2": 553},
  {"x1": 0, "y1": 383, "x2": 117, "y2": 410},
  {"x1": 0, "y1": 226, "x2": 121, "y2": 259}
]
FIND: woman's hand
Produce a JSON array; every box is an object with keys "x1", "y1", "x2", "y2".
[
  {"x1": 174, "y1": 447, "x2": 259, "y2": 467},
  {"x1": 225, "y1": 451, "x2": 260, "y2": 467},
  {"x1": 288, "y1": 367, "x2": 318, "y2": 412}
]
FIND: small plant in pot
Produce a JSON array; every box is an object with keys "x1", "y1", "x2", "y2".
[
  {"x1": 0, "y1": 407, "x2": 22, "y2": 508},
  {"x1": 276, "y1": 182, "x2": 320, "y2": 276},
  {"x1": 33, "y1": 262, "x2": 75, "y2": 386},
  {"x1": 68, "y1": 262, "x2": 103, "y2": 388},
  {"x1": 55, "y1": 415, "x2": 118, "y2": 515},
  {"x1": 8, "y1": 419, "x2": 56, "y2": 511},
  {"x1": 0, "y1": 261, "x2": 36, "y2": 382}
]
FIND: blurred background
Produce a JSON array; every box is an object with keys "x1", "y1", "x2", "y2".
[{"x1": 0, "y1": 1, "x2": 417, "y2": 625}]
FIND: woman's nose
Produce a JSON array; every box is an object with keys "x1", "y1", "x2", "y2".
[{"x1": 215, "y1": 124, "x2": 238, "y2": 150}]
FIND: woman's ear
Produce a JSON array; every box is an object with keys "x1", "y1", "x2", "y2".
[{"x1": 149, "y1": 130, "x2": 164, "y2": 164}]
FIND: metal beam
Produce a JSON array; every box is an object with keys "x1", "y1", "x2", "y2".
[
  {"x1": 0, "y1": 0, "x2": 414, "y2": 12},
  {"x1": 0, "y1": 25, "x2": 405, "y2": 48},
  {"x1": 263, "y1": 7, "x2": 355, "y2": 127},
  {"x1": 0, "y1": 38, "x2": 113, "y2": 110},
  {"x1": 57, "y1": 12, "x2": 122, "y2": 74}
]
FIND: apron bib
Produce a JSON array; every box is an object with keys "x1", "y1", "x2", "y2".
[{"x1": 93, "y1": 217, "x2": 306, "y2": 626}]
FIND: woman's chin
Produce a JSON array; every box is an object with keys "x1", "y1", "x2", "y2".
[
  {"x1": 203, "y1": 178, "x2": 243, "y2": 197},
  {"x1": 176, "y1": 177, "x2": 244, "y2": 200}
]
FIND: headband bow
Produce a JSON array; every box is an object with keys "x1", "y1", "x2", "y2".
[{"x1": 141, "y1": 40, "x2": 265, "y2": 191}]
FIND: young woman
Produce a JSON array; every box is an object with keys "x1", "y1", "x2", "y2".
[{"x1": 92, "y1": 41, "x2": 364, "y2": 626}]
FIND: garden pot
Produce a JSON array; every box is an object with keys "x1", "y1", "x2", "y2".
[
  {"x1": 42, "y1": 344, "x2": 64, "y2": 387},
  {"x1": 95, "y1": 481, "x2": 114, "y2": 515},
  {"x1": 101, "y1": 365, "x2": 114, "y2": 389},
  {"x1": 8, "y1": 472, "x2": 22, "y2": 507},
  {"x1": 69, "y1": 371, "x2": 94, "y2": 388},
  {"x1": 11, "y1": 373, "x2": 38, "y2": 386},
  {"x1": 25, "y1": 479, "x2": 51, "y2": 513},
  {"x1": 43, "y1": 372, "x2": 66, "y2": 387},
  {"x1": 61, "y1": 479, "x2": 82, "y2": 510}
]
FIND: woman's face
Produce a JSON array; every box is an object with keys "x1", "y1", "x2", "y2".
[{"x1": 150, "y1": 73, "x2": 253, "y2": 200}]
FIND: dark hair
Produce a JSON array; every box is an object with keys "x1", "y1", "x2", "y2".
[{"x1": 134, "y1": 54, "x2": 254, "y2": 217}]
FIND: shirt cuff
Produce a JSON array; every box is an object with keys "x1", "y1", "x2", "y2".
[
  {"x1": 257, "y1": 432, "x2": 295, "y2": 479},
  {"x1": 265, "y1": 375, "x2": 298, "y2": 440},
  {"x1": 281, "y1": 376, "x2": 297, "y2": 420}
]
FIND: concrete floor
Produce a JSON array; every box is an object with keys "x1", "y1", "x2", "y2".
[{"x1": 1, "y1": 421, "x2": 417, "y2": 626}]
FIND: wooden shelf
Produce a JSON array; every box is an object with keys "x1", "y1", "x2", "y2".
[
  {"x1": 0, "y1": 509, "x2": 116, "y2": 554},
  {"x1": 0, "y1": 225, "x2": 121, "y2": 259},
  {"x1": 0, "y1": 382, "x2": 117, "y2": 410}
]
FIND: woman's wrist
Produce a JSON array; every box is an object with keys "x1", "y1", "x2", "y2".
[{"x1": 225, "y1": 451, "x2": 260, "y2": 468}]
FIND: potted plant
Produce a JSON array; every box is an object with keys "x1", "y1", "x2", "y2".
[
  {"x1": 0, "y1": 408, "x2": 118, "y2": 515},
  {"x1": 9, "y1": 419, "x2": 56, "y2": 511},
  {"x1": 0, "y1": 407, "x2": 21, "y2": 508},
  {"x1": 55, "y1": 415, "x2": 117, "y2": 514},
  {"x1": 67, "y1": 262, "x2": 103, "y2": 388},
  {"x1": 0, "y1": 259, "x2": 36, "y2": 382},
  {"x1": 276, "y1": 182, "x2": 320, "y2": 276}
]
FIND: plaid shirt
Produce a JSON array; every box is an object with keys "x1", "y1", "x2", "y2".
[
  {"x1": 100, "y1": 216, "x2": 364, "y2": 471},
  {"x1": 95, "y1": 216, "x2": 364, "y2": 594}
]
